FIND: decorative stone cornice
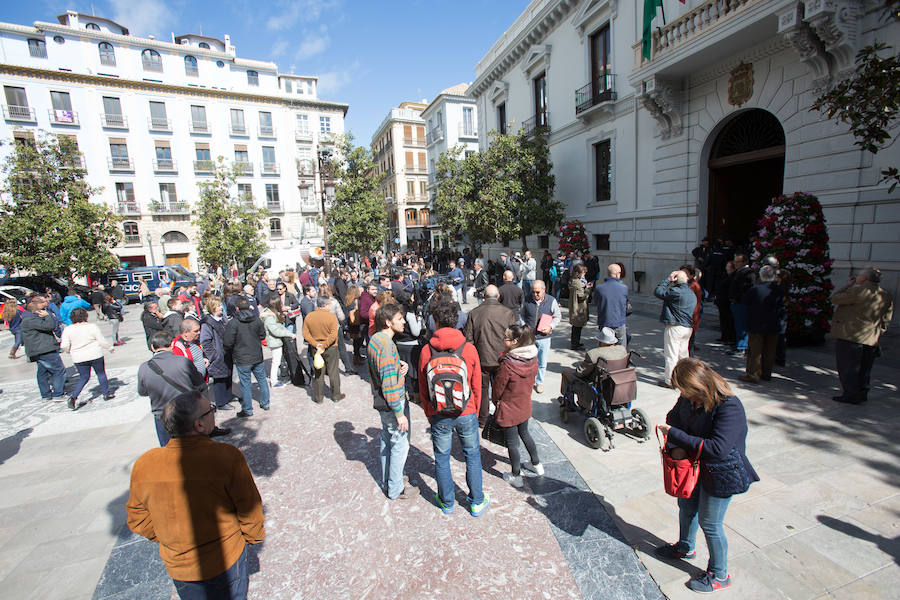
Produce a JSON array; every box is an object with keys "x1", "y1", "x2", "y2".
[
  {"x1": 778, "y1": 3, "x2": 832, "y2": 92},
  {"x1": 639, "y1": 77, "x2": 682, "y2": 139},
  {"x1": 522, "y1": 44, "x2": 552, "y2": 78},
  {"x1": 570, "y1": 0, "x2": 618, "y2": 37},
  {"x1": 0, "y1": 63, "x2": 349, "y2": 114},
  {"x1": 804, "y1": 0, "x2": 860, "y2": 80}
]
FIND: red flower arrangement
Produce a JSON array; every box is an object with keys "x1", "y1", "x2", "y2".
[{"x1": 557, "y1": 219, "x2": 589, "y2": 255}]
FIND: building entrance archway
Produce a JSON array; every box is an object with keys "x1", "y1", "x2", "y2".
[{"x1": 706, "y1": 109, "x2": 785, "y2": 244}]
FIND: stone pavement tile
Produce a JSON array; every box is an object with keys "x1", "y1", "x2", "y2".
[
  {"x1": 817, "y1": 470, "x2": 898, "y2": 506},
  {"x1": 845, "y1": 494, "x2": 900, "y2": 539},
  {"x1": 561, "y1": 537, "x2": 665, "y2": 600},
  {"x1": 828, "y1": 563, "x2": 900, "y2": 600},
  {"x1": 787, "y1": 518, "x2": 898, "y2": 578},
  {"x1": 92, "y1": 530, "x2": 170, "y2": 600},
  {"x1": 724, "y1": 492, "x2": 819, "y2": 547},
  {"x1": 759, "y1": 478, "x2": 871, "y2": 523},
  {"x1": 751, "y1": 447, "x2": 851, "y2": 489}
]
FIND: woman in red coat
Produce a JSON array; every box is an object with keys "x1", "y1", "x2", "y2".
[{"x1": 491, "y1": 324, "x2": 542, "y2": 488}]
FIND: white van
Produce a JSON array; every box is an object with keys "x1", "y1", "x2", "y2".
[{"x1": 248, "y1": 245, "x2": 324, "y2": 278}]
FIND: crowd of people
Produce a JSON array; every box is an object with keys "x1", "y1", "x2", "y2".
[{"x1": 1, "y1": 244, "x2": 893, "y2": 598}]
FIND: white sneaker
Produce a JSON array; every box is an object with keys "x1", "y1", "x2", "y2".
[
  {"x1": 524, "y1": 462, "x2": 544, "y2": 476},
  {"x1": 503, "y1": 472, "x2": 524, "y2": 488}
]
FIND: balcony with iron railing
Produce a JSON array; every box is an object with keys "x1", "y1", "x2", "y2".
[
  {"x1": 148, "y1": 117, "x2": 172, "y2": 132},
  {"x1": 458, "y1": 123, "x2": 478, "y2": 139},
  {"x1": 234, "y1": 161, "x2": 253, "y2": 176},
  {"x1": 153, "y1": 158, "x2": 177, "y2": 173},
  {"x1": 259, "y1": 125, "x2": 275, "y2": 138},
  {"x1": 185, "y1": 65, "x2": 199, "y2": 77},
  {"x1": 194, "y1": 160, "x2": 215, "y2": 174},
  {"x1": 269, "y1": 228, "x2": 283, "y2": 239},
  {"x1": 404, "y1": 163, "x2": 427, "y2": 174},
  {"x1": 48, "y1": 109, "x2": 79, "y2": 126},
  {"x1": 3, "y1": 105, "x2": 36, "y2": 122},
  {"x1": 266, "y1": 201, "x2": 283, "y2": 213},
  {"x1": 295, "y1": 128, "x2": 313, "y2": 142},
  {"x1": 108, "y1": 157, "x2": 134, "y2": 172},
  {"x1": 261, "y1": 162, "x2": 280, "y2": 175},
  {"x1": 101, "y1": 113, "x2": 127, "y2": 129},
  {"x1": 123, "y1": 234, "x2": 142, "y2": 247},
  {"x1": 230, "y1": 123, "x2": 248, "y2": 136},
  {"x1": 521, "y1": 111, "x2": 550, "y2": 136},
  {"x1": 63, "y1": 154, "x2": 85, "y2": 170},
  {"x1": 403, "y1": 137, "x2": 426, "y2": 147},
  {"x1": 575, "y1": 74, "x2": 617, "y2": 116},
  {"x1": 426, "y1": 127, "x2": 445, "y2": 145},
  {"x1": 297, "y1": 159, "x2": 315, "y2": 177},
  {"x1": 190, "y1": 121, "x2": 210, "y2": 134},
  {"x1": 150, "y1": 201, "x2": 190, "y2": 214},
  {"x1": 116, "y1": 202, "x2": 141, "y2": 216}
]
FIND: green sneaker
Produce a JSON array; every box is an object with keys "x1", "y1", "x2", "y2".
[
  {"x1": 435, "y1": 492, "x2": 454, "y2": 514},
  {"x1": 470, "y1": 493, "x2": 491, "y2": 517}
]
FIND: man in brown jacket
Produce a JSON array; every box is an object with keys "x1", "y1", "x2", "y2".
[
  {"x1": 831, "y1": 267, "x2": 893, "y2": 404},
  {"x1": 302, "y1": 296, "x2": 343, "y2": 403},
  {"x1": 463, "y1": 285, "x2": 517, "y2": 427},
  {"x1": 126, "y1": 391, "x2": 264, "y2": 598}
]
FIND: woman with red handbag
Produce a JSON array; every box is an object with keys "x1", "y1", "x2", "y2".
[{"x1": 655, "y1": 358, "x2": 758, "y2": 594}]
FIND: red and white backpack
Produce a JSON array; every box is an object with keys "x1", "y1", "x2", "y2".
[{"x1": 424, "y1": 343, "x2": 470, "y2": 416}]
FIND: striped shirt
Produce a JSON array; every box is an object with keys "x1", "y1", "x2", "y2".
[{"x1": 367, "y1": 330, "x2": 405, "y2": 414}]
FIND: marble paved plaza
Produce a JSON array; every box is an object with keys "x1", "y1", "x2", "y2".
[{"x1": 0, "y1": 296, "x2": 897, "y2": 599}]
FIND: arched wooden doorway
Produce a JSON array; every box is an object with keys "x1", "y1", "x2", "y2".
[{"x1": 707, "y1": 109, "x2": 785, "y2": 244}]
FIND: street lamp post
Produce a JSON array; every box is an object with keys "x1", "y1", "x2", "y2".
[
  {"x1": 146, "y1": 232, "x2": 156, "y2": 265},
  {"x1": 317, "y1": 148, "x2": 332, "y2": 269}
]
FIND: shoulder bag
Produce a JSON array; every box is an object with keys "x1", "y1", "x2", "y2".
[
  {"x1": 147, "y1": 358, "x2": 208, "y2": 394},
  {"x1": 481, "y1": 412, "x2": 507, "y2": 447},
  {"x1": 657, "y1": 425, "x2": 702, "y2": 498},
  {"x1": 700, "y1": 445, "x2": 752, "y2": 497}
]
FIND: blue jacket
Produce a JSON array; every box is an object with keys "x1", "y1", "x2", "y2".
[
  {"x1": 592, "y1": 277, "x2": 628, "y2": 328},
  {"x1": 654, "y1": 280, "x2": 696, "y2": 328},
  {"x1": 521, "y1": 294, "x2": 561, "y2": 340},
  {"x1": 666, "y1": 395, "x2": 759, "y2": 492},
  {"x1": 448, "y1": 267, "x2": 464, "y2": 290},
  {"x1": 60, "y1": 295, "x2": 90, "y2": 325},
  {"x1": 744, "y1": 282, "x2": 786, "y2": 335}
]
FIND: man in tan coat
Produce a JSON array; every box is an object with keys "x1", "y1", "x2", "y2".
[
  {"x1": 831, "y1": 267, "x2": 893, "y2": 404},
  {"x1": 302, "y1": 296, "x2": 342, "y2": 403}
]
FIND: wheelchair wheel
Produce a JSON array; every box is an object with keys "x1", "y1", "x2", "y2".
[
  {"x1": 630, "y1": 408, "x2": 651, "y2": 440},
  {"x1": 584, "y1": 417, "x2": 609, "y2": 450}
]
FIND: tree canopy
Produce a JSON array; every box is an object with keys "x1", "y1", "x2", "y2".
[
  {"x1": 0, "y1": 133, "x2": 121, "y2": 279},
  {"x1": 432, "y1": 129, "x2": 561, "y2": 249},
  {"x1": 192, "y1": 157, "x2": 269, "y2": 271},
  {"x1": 325, "y1": 135, "x2": 387, "y2": 255}
]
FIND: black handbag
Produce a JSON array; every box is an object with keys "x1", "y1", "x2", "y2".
[
  {"x1": 625, "y1": 299, "x2": 634, "y2": 316},
  {"x1": 700, "y1": 446, "x2": 751, "y2": 497},
  {"x1": 481, "y1": 413, "x2": 507, "y2": 447}
]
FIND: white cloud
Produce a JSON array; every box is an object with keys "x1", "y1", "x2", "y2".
[
  {"x1": 316, "y1": 64, "x2": 356, "y2": 96},
  {"x1": 270, "y1": 39, "x2": 289, "y2": 58},
  {"x1": 295, "y1": 25, "x2": 330, "y2": 60},
  {"x1": 265, "y1": 0, "x2": 340, "y2": 31},
  {"x1": 107, "y1": 0, "x2": 177, "y2": 38}
]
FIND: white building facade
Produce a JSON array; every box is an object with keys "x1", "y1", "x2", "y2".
[
  {"x1": 468, "y1": 0, "x2": 899, "y2": 305},
  {"x1": 371, "y1": 102, "x2": 430, "y2": 253},
  {"x1": 0, "y1": 10, "x2": 347, "y2": 271},
  {"x1": 421, "y1": 83, "x2": 480, "y2": 249}
]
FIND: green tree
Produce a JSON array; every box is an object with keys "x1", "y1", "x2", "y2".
[
  {"x1": 433, "y1": 129, "x2": 561, "y2": 250},
  {"x1": 0, "y1": 133, "x2": 121, "y2": 279},
  {"x1": 325, "y1": 136, "x2": 387, "y2": 255},
  {"x1": 812, "y1": 43, "x2": 900, "y2": 192},
  {"x1": 193, "y1": 157, "x2": 268, "y2": 272}
]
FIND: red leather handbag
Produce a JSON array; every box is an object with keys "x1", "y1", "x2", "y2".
[{"x1": 657, "y1": 425, "x2": 703, "y2": 498}]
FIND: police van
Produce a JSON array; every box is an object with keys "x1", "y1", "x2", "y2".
[{"x1": 100, "y1": 265, "x2": 196, "y2": 303}]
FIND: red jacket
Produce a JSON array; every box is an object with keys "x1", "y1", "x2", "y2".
[
  {"x1": 418, "y1": 328, "x2": 482, "y2": 419},
  {"x1": 491, "y1": 346, "x2": 538, "y2": 427},
  {"x1": 172, "y1": 335, "x2": 194, "y2": 362}
]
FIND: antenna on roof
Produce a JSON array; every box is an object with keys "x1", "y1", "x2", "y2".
[
  {"x1": 90, "y1": 3, "x2": 95, "y2": 15},
  {"x1": 199, "y1": 24, "x2": 203, "y2": 35}
]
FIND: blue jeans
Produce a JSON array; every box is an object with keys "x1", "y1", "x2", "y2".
[
  {"x1": 379, "y1": 403, "x2": 411, "y2": 499},
  {"x1": 677, "y1": 485, "x2": 732, "y2": 579},
  {"x1": 731, "y1": 303, "x2": 748, "y2": 352},
  {"x1": 35, "y1": 352, "x2": 67, "y2": 399},
  {"x1": 155, "y1": 417, "x2": 170, "y2": 447},
  {"x1": 535, "y1": 337, "x2": 551, "y2": 385},
  {"x1": 173, "y1": 543, "x2": 248, "y2": 600},
  {"x1": 235, "y1": 362, "x2": 269, "y2": 414},
  {"x1": 71, "y1": 357, "x2": 109, "y2": 399},
  {"x1": 430, "y1": 412, "x2": 483, "y2": 508},
  {"x1": 523, "y1": 279, "x2": 534, "y2": 297}
]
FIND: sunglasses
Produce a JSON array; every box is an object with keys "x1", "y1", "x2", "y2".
[{"x1": 198, "y1": 403, "x2": 217, "y2": 419}]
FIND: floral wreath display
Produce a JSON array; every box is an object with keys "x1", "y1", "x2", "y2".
[
  {"x1": 752, "y1": 192, "x2": 834, "y2": 340},
  {"x1": 557, "y1": 219, "x2": 589, "y2": 255}
]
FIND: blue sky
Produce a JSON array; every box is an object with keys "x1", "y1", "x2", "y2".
[{"x1": 4, "y1": 0, "x2": 532, "y2": 144}]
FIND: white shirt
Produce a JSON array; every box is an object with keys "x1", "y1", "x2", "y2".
[{"x1": 60, "y1": 322, "x2": 111, "y2": 363}]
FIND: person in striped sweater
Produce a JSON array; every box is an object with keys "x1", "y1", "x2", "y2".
[{"x1": 367, "y1": 303, "x2": 413, "y2": 500}]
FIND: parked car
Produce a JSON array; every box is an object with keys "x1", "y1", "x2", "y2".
[
  {"x1": 96, "y1": 266, "x2": 196, "y2": 303},
  {"x1": 0, "y1": 275, "x2": 90, "y2": 302},
  {"x1": 0, "y1": 285, "x2": 36, "y2": 304}
]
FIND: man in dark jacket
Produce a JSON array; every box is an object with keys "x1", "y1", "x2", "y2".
[
  {"x1": 728, "y1": 253, "x2": 755, "y2": 357},
  {"x1": 21, "y1": 296, "x2": 67, "y2": 401},
  {"x1": 472, "y1": 259, "x2": 489, "y2": 303},
  {"x1": 163, "y1": 298, "x2": 186, "y2": 338},
  {"x1": 592, "y1": 263, "x2": 628, "y2": 347},
  {"x1": 462, "y1": 285, "x2": 517, "y2": 426},
  {"x1": 654, "y1": 270, "x2": 697, "y2": 387},
  {"x1": 141, "y1": 301, "x2": 166, "y2": 349},
  {"x1": 739, "y1": 266, "x2": 785, "y2": 383},
  {"x1": 520, "y1": 280, "x2": 561, "y2": 394},
  {"x1": 498, "y1": 270, "x2": 524, "y2": 313},
  {"x1": 224, "y1": 297, "x2": 269, "y2": 417},
  {"x1": 137, "y1": 331, "x2": 208, "y2": 445}
]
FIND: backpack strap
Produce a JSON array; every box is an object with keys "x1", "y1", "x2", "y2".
[{"x1": 147, "y1": 358, "x2": 194, "y2": 394}]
